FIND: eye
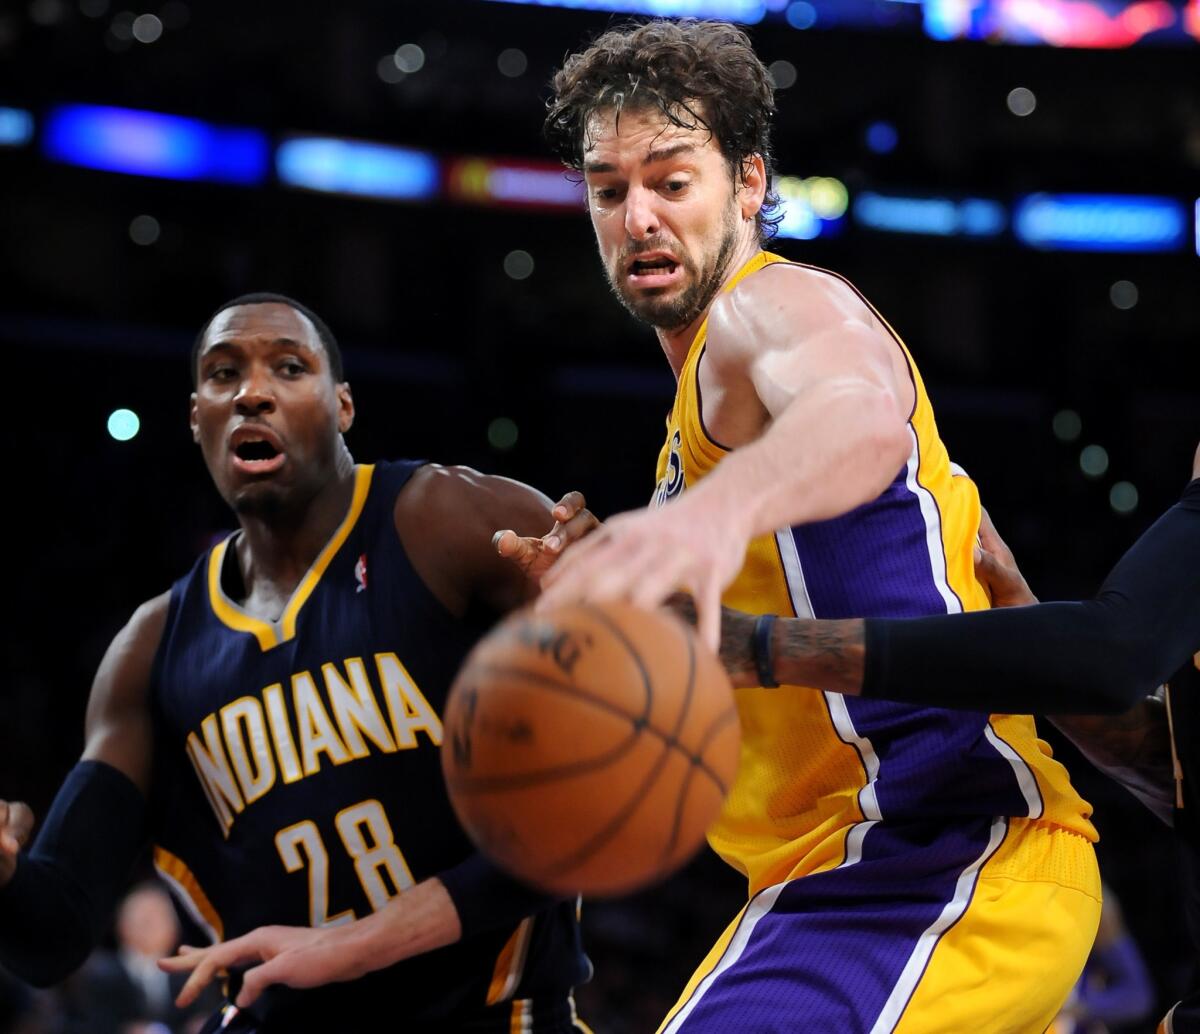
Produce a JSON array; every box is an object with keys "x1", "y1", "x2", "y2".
[
  {"x1": 206, "y1": 365, "x2": 237, "y2": 382},
  {"x1": 664, "y1": 179, "x2": 688, "y2": 194},
  {"x1": 592, "y1": 186, "x2": 620, "y2": 202},
  {"x1": 279, "y1": 359, "x2": 307, "y2": 377}
]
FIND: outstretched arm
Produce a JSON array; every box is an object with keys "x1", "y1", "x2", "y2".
[
  {"x1": 0, "y1": 594, "x2": 165, "y2": 985},
  {"x1": 540, "y1": 265, "x2": 914, "y2": 648},
  {"x1": 718, "y1": 476, "x2": 1200, "y2": 716}
]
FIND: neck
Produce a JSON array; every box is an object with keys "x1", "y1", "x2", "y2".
[
  {"x1": 657, "y1": 235, "x2": 763, "y2": 380},
  {"x1": 234, "y1": 445, "x2": 356, "y2": 596}
]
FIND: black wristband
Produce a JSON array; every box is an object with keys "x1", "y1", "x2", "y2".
[{"x1": 753, "y1": 613, "x2": 779, "y2": 688}]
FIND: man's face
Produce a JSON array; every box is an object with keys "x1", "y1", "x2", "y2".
[
  {"x1": 582, "y1": 106, "x2": 750, "y2": 332},
  {"x1": 190, "y1": 303, "x2": 353, "y2": 518}
]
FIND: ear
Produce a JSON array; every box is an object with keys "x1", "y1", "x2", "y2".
[
  {"x1": 738, "y1": 154, "x2": 767, "y2": 221},
  {"x1": 336, "y1": 383, "x2": 355, "y2": 435},
  {"x1": 189, "y1": 393, "x2": 200, "y2": 444}
]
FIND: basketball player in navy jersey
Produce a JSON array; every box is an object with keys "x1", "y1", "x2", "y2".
[{"x1": 0, "y1": 294, "x2": 597, "y2": 1033}]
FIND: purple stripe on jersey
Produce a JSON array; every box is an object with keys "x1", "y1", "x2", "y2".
[
  {"x1": 788, "y1": 465, "x2": 949, "y2": 621},
  {"x1": 787, "y1": 461, "x2": 1036, "y2": 822},
  {"x1": 671, "y1": 817, "x2": 1000, "y2": 1032},
  {"x1": 838, "y1": 696, "x2": 1037, "y2": 826}
]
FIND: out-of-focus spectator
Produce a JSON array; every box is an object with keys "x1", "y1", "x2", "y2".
[{"x1": 52, "y1": 883, "x2": 213, "y2": 1034}]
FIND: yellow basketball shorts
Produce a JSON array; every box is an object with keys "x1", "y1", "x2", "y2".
[{"x1": 659, "y1": 817, "x2": 1101, "y2": 1034}]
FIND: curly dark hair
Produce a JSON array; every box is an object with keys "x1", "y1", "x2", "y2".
[{"x1": 546, "y1": 19, "x2": 781, "y2": 240}]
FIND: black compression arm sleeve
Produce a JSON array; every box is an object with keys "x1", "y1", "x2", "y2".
[
  {"x1": 862, "y1": 478, "x2": 1200, "y2": 715},
  {"x1": 439, "y1": 853, "x2": 561, "y2": 939},
  {"x1": 0, "y1": 761, "x2": 146, "y2": 986}
]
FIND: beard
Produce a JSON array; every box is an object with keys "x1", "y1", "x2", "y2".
[{"x1": 606, "y1": 206, "x2": 740, "y2": 332}]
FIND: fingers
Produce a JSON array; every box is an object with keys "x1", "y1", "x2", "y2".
[
  {"x1": 548, "y1": 505, "x2": 600, "y2": 554},
  {"x1": 235, "y1": 956, "x2": 288, "y2": 1008},
  {"x1": 551, "y1": 491, "x2": 586, "y2": 523},
  {"x1": 976, "y1": 506, "x2": 1014, "y2": 563},
  {"x1": 173, "y1": 949, "x2": 223, "y2": 1007},
  {"x1": 493, "y1": 529, "x2": 535, "y2": 564},
  {"x1": 695, "y1": 582, "x2": 722, "y2": 653},
  {"x1": 0, "y1": 801, "x2": 34, "y2": 855}
]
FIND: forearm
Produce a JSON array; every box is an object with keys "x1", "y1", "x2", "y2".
[
  {"x1": 336, "y1": 878, "x2": 463, "y2": 976},
  {"x1": 0, "y1": 762, "x2": 146, "y2": 985},
  {"x1": 1051, "y1": 698, "x2": 1175, "y2": 825},
  {"x1": 682, "y1": 384, "x2": 909, "y2": 542}
]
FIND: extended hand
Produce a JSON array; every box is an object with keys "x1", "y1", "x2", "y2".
[
  {"x1": 973, "y1": 508, "x2": 1037, "y2": 608},
  {"x1": 160, "y1": 924, "x2": 359, "y2": 1009},
  {"x1": 493, "y1": 491, "x2": 600, "y2": 596},
  {"x1": 537, "y1": 498, "x2": 749, "y2": 650},
  {"x1": 0, "y1": 799, "x2": 34, "y2": 888}
]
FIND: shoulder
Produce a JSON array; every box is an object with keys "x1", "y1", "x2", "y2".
[
  {"x1": 397, "y1": 464, "x2": 553, "y2": 532},
  {"x1": 706, "y1": 261, "x2": 877, "y2": 367}
]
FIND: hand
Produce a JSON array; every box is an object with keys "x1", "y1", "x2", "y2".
[
  {"x1": 160, "y1": 924, "x2": 360, "y2": 1009},
  {"x1": 0, "y1": 799, "x2": 35, "y2": 887},
  {"x1": 973, "y1": 507, "x2": 1037, "y2": 608},
  {"x1": 538, "y1": 496, "x2": 750, "y2": 650},
  {"x1": 493, "y1": 491, "x2": 600, "y2": 596}
]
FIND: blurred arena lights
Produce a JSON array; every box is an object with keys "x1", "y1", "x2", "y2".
[
  {"x1": 1006, "y1": 86, "x2": 1037, "y2": 116},
  {"x1": 853, "y1": 192, "x2": 1007, "y2": 238},
  {"x1": 774, "y1": 175, "x2": 849, "y2": 240},
  {"x1": 42, "y1": 104, "x2": 269, "y2": 184},
  {"x1": 0, "y1": 107, "x2": 34, "y2": 147},
  {"x1": 1014, "y1": 193, "x2": 1188, "y2": 252},
  {"x1": 1195, "y1": 199, "x2": 1200, "y2": 256},
  {"x1": 487, "y1": 417, "x2": 520, "y2": 451},
  {"x1": 1110, "y1": 481, "x2": 1140, "y2": 515},
  {"x1": 276, "y1": 137, "x2": 440, "y2": 202},
  {"x1": 497, "y1": 47, "x2": 529, "y2": 77},
  {"x1": 865, "y1": 120, "x2": 899, "y2": 154},
  {"x1": 107, "y1": 408, "x2": 140, "y2": 442},
  {"x1": 128, "y1": 214, "x2": 161, "y2": 246},
  {"x1": 1052, "y1": 409, "x2": 1083, "y2": 442},
  {"x1": 768, "y1": 59, "x2": 798, "y2": 89},
  {"x1": 485, "y1": 0, "x2": 769, "y2": 22},
  {"x1": 1080, "y1": 444, "x2": 1110, "y2": 479},
  {"x1": 446, "y1": 157, "x2": 585, "y2": 211},
  {"x1": 922, "y1": 0, "x2": 1200, "y2": 45},
  {"x1": 1109, "y1": 279, "x2": 1139, "y2": 309},
  {"x1": 503, "y1": 250, "x2": 535, "y2": 280}
]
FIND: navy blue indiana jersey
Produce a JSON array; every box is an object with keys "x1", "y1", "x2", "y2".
[{"x1": 147, "y1": 461, "x2": 590, "y2": 1031}]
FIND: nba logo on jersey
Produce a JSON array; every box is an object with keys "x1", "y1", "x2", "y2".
[
  {"x1": 355, "y1": 553, "x2": 368, "y2": 593},
  {"x1": 654, "y1": 429, "x2": 685, "y2": 509}
]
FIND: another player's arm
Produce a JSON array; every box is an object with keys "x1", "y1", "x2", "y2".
[
  {"x1": 541, "y1": 267, "x2": 914, "y2": 646},
  {"x1": 397, "y1": 464, "x2": 597, "y2": 615},
  {"x1": 0, "y1": 593, "x2": 165, "y2": 985},
  {"x1": 1051, "y1": 696, "x2": 1175, "y2": 825},
  {"x1": 708, "y1": 474, "x2": 1200, "y2": 714}
]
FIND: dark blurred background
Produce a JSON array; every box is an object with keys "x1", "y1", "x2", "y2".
[{"x1": 0, "y1": 0, "x2": 1197, "y2": 1030}]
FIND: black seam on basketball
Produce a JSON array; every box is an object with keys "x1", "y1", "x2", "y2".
[
  {"x1": 445, "y1": 664, "x2": 647, "y2": 793},
  {"x1": 540, "y1": 735, "x2": 677, "y2": 883},
  {"x1": 578, "y1": 604, "x2": 653, "y2": 722}
]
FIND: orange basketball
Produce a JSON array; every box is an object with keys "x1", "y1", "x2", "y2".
[{"x1": 441, "y1": 601, "x2": 740, "y2": 897}]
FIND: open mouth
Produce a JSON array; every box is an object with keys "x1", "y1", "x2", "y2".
[
  {"x1": 630, "y1": 257, "x2": 678, "y2": 275},
  {"x1": 231, "y1": 434, "x2": 286, "y2": 475}
]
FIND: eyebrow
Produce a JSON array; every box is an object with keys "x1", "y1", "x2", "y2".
[
  {"x1": 200, "y1": 337, "x2": 317, "y2": 360},
  {"x1": 583, "y1": 142, "x2": 699, "y2": 175}
]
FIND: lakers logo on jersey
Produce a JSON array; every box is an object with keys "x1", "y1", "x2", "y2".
[{"x1": 654, "y1": 429, "x2": 685, "y2": 508}]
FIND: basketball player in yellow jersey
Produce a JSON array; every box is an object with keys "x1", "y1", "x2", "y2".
[{"x1": 541, "y1": 19, "x2": 1101, "y2": 1033}]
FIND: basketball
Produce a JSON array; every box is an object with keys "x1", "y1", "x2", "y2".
[{"x1": 441, "y1": 601, "x2": 741, "y2": 897}]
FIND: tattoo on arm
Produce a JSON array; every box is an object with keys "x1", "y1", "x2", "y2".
[
  {"x1": 772, "y1": 619, "x2": 865, "y2": 695},
  {"x1": 1051, "y1": 694, "x2": 1175, "y2": 825}
]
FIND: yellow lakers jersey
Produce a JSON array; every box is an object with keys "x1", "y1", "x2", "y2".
[{"x1": 654, "y1": 252, "x2": 1096, "y2": 896}]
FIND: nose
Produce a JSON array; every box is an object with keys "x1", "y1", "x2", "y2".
[
  {"x1": 234, "y1": 365, "x2": 276, "y2": 415},
  {"x1": 624, "y1": 184, "x2": 660, "y2": 241}
]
